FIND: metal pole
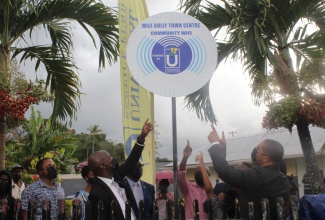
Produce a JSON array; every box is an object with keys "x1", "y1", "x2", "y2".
[{"x1": 172, "y1": 97, "x2": 179, "y2": 218}]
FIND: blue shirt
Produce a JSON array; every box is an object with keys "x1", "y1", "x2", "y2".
[
  {"x1": 71, "y1": 189, "x2": 89, "y2": 220},
  {"x1": 22, "y1": 179, "x2": 65, "y2": 220}
]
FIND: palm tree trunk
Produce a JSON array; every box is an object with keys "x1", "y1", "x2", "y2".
[
  {"x1": 296, "y1": 120, "x2": 325, "y2": 194},
  {"x1": 0, "y1": 115, "x2": 6, "y2": 170}
]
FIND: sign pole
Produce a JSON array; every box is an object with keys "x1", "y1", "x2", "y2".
[{"x1": 172, "y1": 97, "x2": 179, "y2": 218}]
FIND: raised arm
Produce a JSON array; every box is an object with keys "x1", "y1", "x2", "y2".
[
  {"x1": 179, "y1": 140, "x2": 192, "y2": 171},
  {"x1": 208, "y1": 125, "x2": 226, "y2": 158},
  {"x1": 178, "y1": 140, "x2": 192, "y2": 195},
  {"x1": 196, "y1": 151, "x2": 214, "y2": 199},
  {"x1": 118, "y1": 119, "x2": 153, "y2": 179}
]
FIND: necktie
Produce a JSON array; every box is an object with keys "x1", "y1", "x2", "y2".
[
  {"x1": 133, "y1": 183, "x2": 140, "y2": 207},
  {"x1": 112, "y1": 181, "x2": 137, "y2": 220},
  {"x1": 112, "y1": 181, "x2": 127, "y2": 202}
]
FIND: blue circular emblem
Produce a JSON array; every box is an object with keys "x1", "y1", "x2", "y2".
[{"x1": 151, "y1": 36, "x2": 192, "y2": 74}]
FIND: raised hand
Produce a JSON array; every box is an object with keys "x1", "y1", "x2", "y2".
[
  {"x1": 195, "y1": 151, "x2": 204, "y2": 165},
  {"x1": 138, "y1": 119, "x2": 153, "y2": 142},
  {"x1": 183, "y1": 140, "x2": 192, "y2": 158},
  {"x1": 208, "y1": 125, "x2": 227, "y2": 157},
  {"x1": 208, "y1": 124, "x2": 220, "y2": 143}
]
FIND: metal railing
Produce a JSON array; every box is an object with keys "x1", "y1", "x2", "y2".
[{"x1": 0, "y1": 195, "x2": 298, "y2": 220}]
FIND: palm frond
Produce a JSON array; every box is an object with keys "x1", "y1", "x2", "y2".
[
  {"x1": 12, "y1": 46, "x2": 81, "y2": 123},
  {"x1": 184, "y1": 81, "x2": 217, "y2": 124},
  {"x1": 184, "y1": 42, "x2": 237, "y2": 123},
  {"x1": 198, "y1": 2, "x2": 232, "y2": 31},
  {"x1": 180, "y1": 0, "x2": 205, "y2": 15},
  {"x1": 291, "y1": 29, "x2": 325, "y2": 61},
  {"x1": 44, "y1": 21, "x2": 72, "y2": 55},
  {"x1": 9, "y1": 0, "x2": 118, "y2": 70},
  {"x1": 299, "y1": 59, "x2": 325, "y2": 90}
]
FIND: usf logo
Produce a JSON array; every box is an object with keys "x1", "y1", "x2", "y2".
[{"x1": 165, "y1": 47, "x2": 179, "y2": 68}]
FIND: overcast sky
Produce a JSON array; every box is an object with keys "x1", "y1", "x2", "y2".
[{"x1": 23, "y1": 0, "x2": 268, "y2": 159}]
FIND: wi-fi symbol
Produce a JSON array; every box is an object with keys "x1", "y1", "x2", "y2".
[
  {"x1": 136, "y1": 37, "x2": 157, "y2": 76},
  {"x1": 158, "y1": 36, "x2": 185, "y2": 48},
  {"x1": 187, "y1": 36, "x2": 207, "y2": 74}
]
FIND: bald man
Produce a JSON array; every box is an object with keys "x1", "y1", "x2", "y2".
[{"x1": 87, "y1": 119, "x2": 153, "y2": 220}]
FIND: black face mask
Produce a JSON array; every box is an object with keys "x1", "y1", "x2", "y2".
[
  {"x1": 12, "y1": 174, "x2": 22, "y2": 181},
  {"x1": 251, "y1": 147, "x2": 257, "y2": 163},
  {"x1": 111, "y1": 158, "x2": 119, "y2": 171},
  {"x1": 0, "y1": 183, "x2": 10, "y2": 194},
  {"x1": 128, "y1": 166, "x2": 143, "y2": 181},
  {"x1": 194, "y1": 171, "x2": 204, "y2": 187},
  {"x1": 46, "y1": 166, "x2": 58, "y2": 180},
  {"x1": 87, "y1": 177, "x2": 96, "y2": 184},
  {"x1": 158, "y1": 184, "x2": 168, "y2": 194}
]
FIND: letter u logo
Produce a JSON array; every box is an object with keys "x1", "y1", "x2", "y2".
[{"x1": 166, "y1": 55, "x2": 179, "y2": 67}]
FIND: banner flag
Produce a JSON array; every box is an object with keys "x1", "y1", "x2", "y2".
[{"x1": 118, "y1": 0, "x2": 155, "y2": 184}]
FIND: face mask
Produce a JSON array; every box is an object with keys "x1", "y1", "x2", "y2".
[
  {"x1": 46, "y1": 166, "x2": 58, "y2": 180},
  {"x1": 87, "y1": 177, "x2": 96, "y2": 184},
  {"x1": 194, "y1": 171, "x2": 204, "y2": 187},
  {"x1": 111, "y1": 158, "x2": 119, "y2": 171},
  {"x1": 158, "y1": 184, "x2": 168, "y2": 194},
  {"x1": 12, "y1": 174, "x2": 22, "y2": 181},
  {"x1": 0, "y1": 183, "x2": 10, "y2": 193},
  {"x1": 251, "y1": 147, "x2": 257, "y2": 163},
  {"x1": 128, "y1": 166, "x2": 143, "y2": 181}
]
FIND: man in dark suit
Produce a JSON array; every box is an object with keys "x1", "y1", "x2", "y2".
[
  {"x1": 124, "y1": 161, "x2": 155, "y2": 220},
  {"x1": 207, "y1": 125, "x2": 290, "y2": 219},
  {"x1": 87, "y1": 119, "x2": 153, "y2": 220}
]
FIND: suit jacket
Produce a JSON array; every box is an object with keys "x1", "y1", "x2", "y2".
[
  {"x1": 88, "y1": 142, "x2": 144, "y2": 219},
  {"x1": 123, "y1": 178, "x2": 155, "y2": 220},
  {"x1": 208, "y1": 143, "x2": 290, "y2": 219}
]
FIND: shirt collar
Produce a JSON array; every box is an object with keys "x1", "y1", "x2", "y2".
[
  {"x1": 38, "y1": 178, "x2": 58, "y2": 189},
  {"x1": 126, "y1": 177, "x2": 141, "y2": 186},
  {"x1": 98, "y1": 176, "x2": 114, "y2": 186}
]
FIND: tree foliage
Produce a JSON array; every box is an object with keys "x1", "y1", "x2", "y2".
[
  {"x1": 181, "y1": 0, "x2": 325, "y2": 194},
  {"x1": 0, "y1": 0, "x2": 119, "y2": 169},
  {"x1": 6, "y1": 106, "x2": 78, "y2": 173}
]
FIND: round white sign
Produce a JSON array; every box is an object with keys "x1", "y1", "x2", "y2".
[{"x1": 126, "y1": 12, "x2": 218, "y2": 97}]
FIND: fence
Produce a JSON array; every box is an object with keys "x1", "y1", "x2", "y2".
[
  {"x1": 78, "y1": 195, "x2": 299, "y2": 220},
  {"x1": 1, "y1": 195, "x2": 298, "y2": 219}
]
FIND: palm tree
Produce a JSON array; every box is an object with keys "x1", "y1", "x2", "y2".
[
  {"x1": 87, "y1": 124, "x2": 103, "y2": 154},
  {"x1": 180, "y1": 0, "x2": 325, "y2": 193},
  {"x1": 0, "y1": 0, "x2": 118, "y2": 169}
]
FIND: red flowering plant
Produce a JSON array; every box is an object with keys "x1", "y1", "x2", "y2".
[
  {"x1": 75, "y1": 161, "x2": 88, "y2": 174},
  {"x1": 21, "y1": 170, "x2": 39, "y2": 185}
]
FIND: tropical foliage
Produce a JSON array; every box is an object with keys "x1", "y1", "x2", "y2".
[
  {"x1": 87, "y1": 124, "x2": 103, "y2": 154},
  {"x1": 72, "y1": 132, "x2": 125, "y2": 164},
  {"x1": 6, "y1": 106, "x2": 78, "y2": 173},
  {"x1": 0, "y1": 0, "x2": 119, "y2": 169},
  {"x1": 180, "y1": 0, "x2": 325, "y2": 193}
]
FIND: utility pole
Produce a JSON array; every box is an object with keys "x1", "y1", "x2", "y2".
[{"x1": 228, "y1": 131, "x2": 237, "y2": 137}]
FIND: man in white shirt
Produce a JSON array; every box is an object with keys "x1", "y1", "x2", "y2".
[{"x1": 11, "y1": 164, "x2": 25, "y2": 199}]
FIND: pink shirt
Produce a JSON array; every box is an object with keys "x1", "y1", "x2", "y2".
[
  {"x1": 155, "y1": 192, "x2": 174, "y2": 220},
  {"x1": 178, "y1": 168, "x2": 208, "y2": 219}
]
